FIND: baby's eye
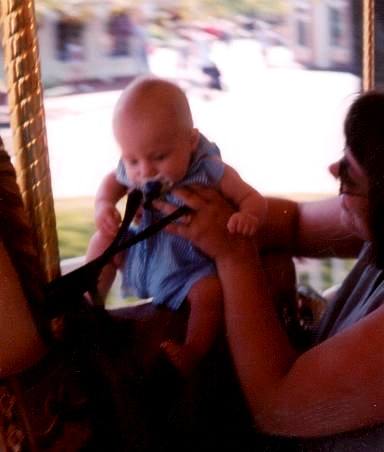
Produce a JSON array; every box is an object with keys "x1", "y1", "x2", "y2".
[
  {"x1": 153, "y1": 153, "x2": 167, "y2": 161},
  {"x1": 128, "y1": 159, "x2": 138, "y2": 166}
]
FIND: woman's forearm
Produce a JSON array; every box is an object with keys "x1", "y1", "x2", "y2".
[
  {"x1": 217, "y1": 243, "x2": 297, "y2": 421},
  {"x1": 258, "y1": 197, "x2": 299, "y2": 253},
  {"x1": 217, "y1": 243, "x2": 384, "y2": 437},
  {"x1": 261, "y1": 197, "x2": 362, "y2": 258}
]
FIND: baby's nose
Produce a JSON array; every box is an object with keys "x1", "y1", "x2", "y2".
[{"x1": 141, "y1": 161, "x2": 157, "y2": 178}]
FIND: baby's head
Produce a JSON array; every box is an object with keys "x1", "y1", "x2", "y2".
[{"x1": 113, "y1": 76, "x2": 199, "y2": 187}]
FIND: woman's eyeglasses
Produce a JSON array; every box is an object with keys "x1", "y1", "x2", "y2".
[{"x1": 338, "y1": 157, "x2": 368, "y2": 198}]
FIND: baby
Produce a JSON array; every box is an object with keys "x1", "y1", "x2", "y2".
[{"x1": 86, "y1": 75, "x2": 266, "y2": 374}]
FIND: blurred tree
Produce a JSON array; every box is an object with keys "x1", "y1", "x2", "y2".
[
  {"x1": 35, "y1": 0, "x2": 287, "y2": 21},
  {"x1": 36, "y1": 0, "x2": 59, "y2": 7},
  {"x1": 189, "y1": 0, "x2": 287, "y2": 19},
  {"x1": 35, "y1": 0, "x2": 143, "y2": 12},
  {"x1": 240, "y1": 0, "x2": 287, "y2": 17}
]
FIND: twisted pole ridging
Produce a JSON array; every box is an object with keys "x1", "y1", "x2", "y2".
[
  {"x1": 362, "y1": 0, "x2": 375, "y2": 91},
  {"x1": 0, "y1": 0, "x2": 60, "y2": 282}
]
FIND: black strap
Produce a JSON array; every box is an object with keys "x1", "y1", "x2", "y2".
[{"x1": 44, "y1": 189, "x2": 190, "y2": 317}]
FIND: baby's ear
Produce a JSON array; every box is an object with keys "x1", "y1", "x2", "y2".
[{"x1": 190, "y1": 128, "x2": 200, "y2": 150}]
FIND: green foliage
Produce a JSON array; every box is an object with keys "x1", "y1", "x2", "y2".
[
  {"x1": 55, "y1": 197, "x2": 95, "y2": 259},
  {"x1": 55, "y1": 196, "x2": 139, "y2": 307},
  {"x1": 227, "y1": 0, "x2": 287, "y2": 17},
  {"x1": 36, "y1": 0, "x2": 287, "y2": 20}
]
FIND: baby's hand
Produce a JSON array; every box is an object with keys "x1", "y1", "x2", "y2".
[
  {"x1": 227, "y1": 212, "x2": 260, "y2": 236},
  {"x1": 95, "y1": 202, "x2": 121, "y2": 237}
]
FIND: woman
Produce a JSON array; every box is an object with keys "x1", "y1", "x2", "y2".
[{"x1": 157, "y1": 91, "x2": 384, "y2": 448}]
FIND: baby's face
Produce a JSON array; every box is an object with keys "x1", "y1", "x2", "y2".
[{"x1": 118, "y1": 119, "x2": 198, "y2": 187}]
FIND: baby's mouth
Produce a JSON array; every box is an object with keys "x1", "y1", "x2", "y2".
[
  {"x1": 139, "y1": 175, "x2": 173, "y2": 191},
  {"x1": 141, "y1": 177, "x2": 173, "y2": 208}
]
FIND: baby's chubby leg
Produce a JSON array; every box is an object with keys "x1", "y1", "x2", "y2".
[{"x1": 161, "y1": 275, "x2": 223, "y2": 376}]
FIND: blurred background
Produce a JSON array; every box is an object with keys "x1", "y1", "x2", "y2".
[{"x1": 1, "y1": 0, "x2": 378, "y2": 293}]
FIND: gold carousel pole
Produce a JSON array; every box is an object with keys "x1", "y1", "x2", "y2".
[
  {"x1": 362, "y1": 0, "x2": 375, "y2": 91},
  {"x1": 0, "y1": 0, "x2": 60, "y2": 282}
]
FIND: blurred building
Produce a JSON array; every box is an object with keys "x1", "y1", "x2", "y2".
[
  {"x1": 289, "y1": 0, "x2": 353, "y2": 71},
  {"x1": 33, "y1": 1, "x2": 151, "y2": 87}
]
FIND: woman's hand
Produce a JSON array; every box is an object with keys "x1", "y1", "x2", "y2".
[{"x1": 154, "y1": 186, "x2": 253, "y2": 259}]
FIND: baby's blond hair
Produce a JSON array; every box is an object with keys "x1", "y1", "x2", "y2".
[{"x1": 113, "y1": 76, "x2": 194, "y2": 134}]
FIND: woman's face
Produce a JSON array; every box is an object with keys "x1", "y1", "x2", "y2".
[{"x1": 329, "y1": 149, "x2": 371, "y2": 240}]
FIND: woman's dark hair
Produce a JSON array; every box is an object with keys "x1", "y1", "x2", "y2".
[{"x1": 344, "y1": 90, "x2": 384, "y2": 267}]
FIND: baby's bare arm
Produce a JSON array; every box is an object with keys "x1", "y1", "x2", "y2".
[
  {"x1": 96, "y1": 171, "x2": 127, "y2": 206},
  {"x1": 219, "y1": 164, "x2": 267, "y2": 235},
  {"x1": 95, "y1": 171, "x2": 127, "y2": 236}
]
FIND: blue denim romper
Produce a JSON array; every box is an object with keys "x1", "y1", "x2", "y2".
[{"x1": 116, "y1": 134, "x2": 225, "y2": 310}]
